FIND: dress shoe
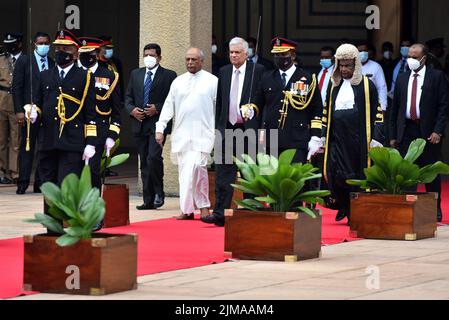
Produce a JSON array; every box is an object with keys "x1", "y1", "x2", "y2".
[
  {"x1": 0, "y1": 177, "x2": 13, "y2": 185},
  {"x1": 335, "y1": 209, "x2": 347, "y2": 222},
  {"x1": 154, "y1": 194, "x2": 165, "y2": 208},
  {"x1": 437, "y1": 208, "x2": 443, "y2": 223},
  {"x1": 136, "y1": 203, "x2": 156, "y2": 210},
  {"x1": 201, "y1": 214, "x2": 225, "y2": 227},
  {"x1": 92, "y1": 220, "x2": 104, "y2": 232},
  {"x1": 16, "y1": 185, "x2": 27, "y2": 195},
  {"x1": 175, "y1": 213, "x2": 194, "y2": 220},
  {"x1": 105, "y1": 169, "x2": 119, "y2": 177}
]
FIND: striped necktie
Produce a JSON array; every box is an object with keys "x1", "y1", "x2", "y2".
[{"x1": 143, "y1": 71, "x2": 153, "y2": 107}]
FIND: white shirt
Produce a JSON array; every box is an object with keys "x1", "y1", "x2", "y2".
[
  {"x1": 34, "y1": 51, "x2": 49, "y2": 72},
  {"x1": 279, "y1": 64, "x2": 297, "y2": 87},
  {"x1": 361, "y1": 60, "x2": 388, "y2": 111},
  {"x1": 230, "y1": 62, "x2": 246, "y2": 123},
  {"x1": 12, "y1": 52, "x2": 22, "y2": 62},
  {"x1": 317, "y1": 65, "x2": 334, "y2": 105},
  {"x1": 78, "y1": 61, "x2": 99, "y2": 74},
  {"x1": 57, "y1": 63, "x2": 75, "y2": 78},
  {"x1": 335, "y1": 79, "x2": 355, "y2": 111},
  {"x1": 144, "y1": 65, "x2": 159, "y2": 85},
  {"x1": 156, "y1": 69, "x2": 218, "y2": 154},
  {"x1": 406, "y1": 66, "x2": 426, "y2": 120}
]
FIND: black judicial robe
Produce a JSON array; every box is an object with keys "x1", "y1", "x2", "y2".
[{"x1": 323, "y1": 76, "x2": 383, "y2": 197}]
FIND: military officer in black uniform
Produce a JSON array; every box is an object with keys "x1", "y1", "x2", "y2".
[
  {"x1": 29, "y1": 29, "x2": 97, "y2": 191},
  {"x1": 256, "y1": 37, "x2": 323, "y2": 163},
  {"x1": 78, "y1": 37, "x2": 121, "y2": 190}
]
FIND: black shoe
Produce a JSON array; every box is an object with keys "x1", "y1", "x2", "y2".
[
  {"x1": 335, "y1": 210, "x2": 347, "y2": 222},
  {"x1": 92, "y1": 220, "x2": 104, "y2": 232},
  {"x1": 105, "y1": 169, "x2": 118, "y2": 177},
  {"x1": 33, "y1": 184, "x2": 41, "y2": 193},
  {"x1": 0, "y1": 177, "x2": 13, "y2": 184},
  {"x1": 136, "y1": 203, "x2": 156, "y2": 210},
  {"x1": 16, "y1": 184, "x2": 27, "y2": 195},
  {"x1": 201, "y1": 214, "x2": 225, "y2": 227},
  {"x1": 154, "y1": 194, "x2": 165, "y2": 208},
  {"x1": 437, "y1": 208, "x2": 443, "y2": 223}
]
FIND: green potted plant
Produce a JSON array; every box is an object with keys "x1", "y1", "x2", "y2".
[
  {"x1": 347, "y1": 138, "x2": 449, "y2": 240},
  {"x1": 100, "y1": 139, "x2": 131, "y2": 228},
  {"x1": 224, "y1": 149, "x2": 330, "y2": 262},
  {"x1": 23, "y1": 166, "x2": 137, "y2": 295}
]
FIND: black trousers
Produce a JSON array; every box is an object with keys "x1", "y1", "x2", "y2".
[
  {"x1": 89, "y1": 143, "x2": 105, "y2": 191},
  {"x1": 17, "y1": 122, "x2": 40, "y2": 187},
  {"x1": 135, "y1": 132, "x2": 165, "y2": 205},
  {"x1": 399, "y1": 121, "x2": 442, "y2": 210}
]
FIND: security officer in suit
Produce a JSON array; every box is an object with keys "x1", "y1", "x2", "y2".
[
  {"x1": 29, "y1": 29, "x2": 97, "y2": 192},
  {"x1": 13, "y1": 32, "x2": 55, "y2": 194},
  {"x1": 0, "y1": 32, "x2": 22, "y2": 184},
  {"x1": 78, "y1": 37, "x2": 122, "y2": 191},
  {"x1": 257, "y1": 37, "x2": 324, "y2": 164}
]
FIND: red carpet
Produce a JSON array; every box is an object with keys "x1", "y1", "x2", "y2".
[{"x1": 1, "y1": 181, "x2": 447, "y2": 299}]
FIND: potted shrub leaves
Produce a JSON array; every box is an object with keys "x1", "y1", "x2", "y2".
[
  {"x1": 100, "y1": 139, "x2": 131, "y2": 228},
  {"x1": 225, "y1": 149, "x2": 330, "y2": 262},
  {"x1": 347, "y1": 138, "x2": 449, "y2": 240},
  {"x1": 24, "y1": 166, "x2": 137, "y2": 295}
]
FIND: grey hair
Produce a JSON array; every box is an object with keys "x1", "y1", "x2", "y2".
[
  {"x1": 229, "y1": 37, "x2": 249, "y2": 53},
  {"x1": 187, "y1": 47, "x2": 205, "y2": 61}
]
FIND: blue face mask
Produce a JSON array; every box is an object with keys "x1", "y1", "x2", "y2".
[
  {"x1": 359, "y1": 51, "x2": 369, "y2": 63},
  {"x1": 320, "y1": 59, "x2": 333, "y2": 69},
  {"x1": 104, "y1": 49, "x2": 113, "y2": 59},
  {"x1": 400, "y1": 46, "x2": 409, "y2": 58},
  {"x1": 35, "y1": 45, "x2": 50, "y2": 57}
]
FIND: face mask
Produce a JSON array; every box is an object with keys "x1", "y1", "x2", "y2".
[
  {"x1": 36, "y1": 45, "x2": 50, "y2": 57},
  {"x1": 211, "y1": 45, "x2": 217, "y2": 55},
  {"x1": 5, "y1": 43, "x2": 19, "y2": 55},
  {"x1": 274, "y1": 56, "x2": 293, "y2": 70},
  {"x1": 144, "y1": 55, "x2": 157, "y2": 69},
  {"x1": 79, "y1": 52, "x2": 97, "y2": 69},
  {"x1": 247, "y1": 48, "x2": 255, "y2": 58},
  {"x1": 383, "y1": 51, "x2": 393, "y2": 60},
  {"x1": 320, "y1": 59, "x2": 332, "y2": 69},
  {"x1": 359, "y1": 51, "x2": 369, "y2": 63},
  {"x1": 104, "y1": 49, "x2": 113, "y2": 59},
  {"x1": 55, "y1": 50, "x2": 74, "y2": 67},
  {"x1": 400, "y1": 46, "x2": 409, "y2": 58},
  {"x1": 407, "y1": 57, "x2": 424, "y2": 71}
]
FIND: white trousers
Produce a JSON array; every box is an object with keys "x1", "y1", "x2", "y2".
[{"x1": 177, "y1": 151, "x2": 210, "y2": 214}]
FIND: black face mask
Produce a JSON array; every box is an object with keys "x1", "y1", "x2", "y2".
[
  {"x1": 274, "y1": 56, "x2": 293, "y2": 71},
  {"x1": 55, "y1": 50, "x2": 74, "y2": 67},
  {"x1": 79, "y1": 53, "x2": 97, "y2": 68},
  {"x1": 5, "y1": 43, "x2": 20, "y2": 55}
]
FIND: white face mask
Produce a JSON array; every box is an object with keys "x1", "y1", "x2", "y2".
[
  {"x1": 383, "y1": 51, "x2": 393, "y2": 60},
  {"x1": 407, "y1": 57, "x2": 424, "y2": 71},
  {"x1": 211, "y1": 45, "x2": 218, "y2": 55},
  {"x1": 247, "y1": 48, "x2": 255, "y2": 58},
  {"x1": 144, "y1": 55, "x2": 157, "y2": 69}
]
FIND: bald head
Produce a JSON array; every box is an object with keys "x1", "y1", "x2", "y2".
[{"x1": 185, "y1": 47, "x2": 204, "y2": 74}]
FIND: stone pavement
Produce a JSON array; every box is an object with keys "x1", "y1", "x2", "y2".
[{"x1": 1, "y1": 176, "x2": 449, "y2": 300}]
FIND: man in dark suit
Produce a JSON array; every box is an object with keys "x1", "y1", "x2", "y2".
[
  {"x1": 13, "y1": 32, "x2": 54, "y2": 194},
  {"x1": 390, "y1": 43, "x2": 449, "y2": 222},
  {"x1": 78, "y1": 37, "x2": 122, "y2": 191},
  {"x1": 258, "y1": 37, "x2": 323, "y2": 164},
  {"x1": 201, "y1": 37, "x2": 265, "y2": 227},
  {"x1": 125, "y1": 43, "x2": 177, "y2": 210},
  {"x1": 247, "y1": 37, "x2": 274, "y2": 70}
]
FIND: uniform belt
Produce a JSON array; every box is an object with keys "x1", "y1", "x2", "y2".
[{"x1": 0, "y1": 85, "x2": 11, "y2": 94}]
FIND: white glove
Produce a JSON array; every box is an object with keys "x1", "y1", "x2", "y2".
[
  {"x1": 307, "y1": 136, "x2": 322, "y2": 161},
  {"x1": 370, "y1": 139, "x2": 383, "y2": 149},
  {"x1": 317, "y1": 137, "x2": 326, "y2": 154},
  {"x1": 24, "y1": 104, "x2": 38, "y2": 124},
  {"x1": 104, "y1": 138, "x2": 115, "y2": 157},
  {"x1": 82, "y1": 145, "x2": 96, "y2": 165}
]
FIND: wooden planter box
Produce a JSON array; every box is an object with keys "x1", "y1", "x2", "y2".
[
  {"x1": 102, "y1": 184, "x2": 130, "y2": 228},
  {"x1": 208, "y1": 171, "x2": 243, "y2": 210},
  {"x1": 350, "y1": 192, "x2": 438, "y2": 241},
  {"x1": 23, "y1": 233, "x2": 138, "y2": 295},
  {"x1": 224, "y1": 209, "x2": 322, "y2": 262}
]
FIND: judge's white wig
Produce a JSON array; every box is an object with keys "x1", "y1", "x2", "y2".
[{"x1": 331, "y1": 43, "x2": 363, "y2": 87}]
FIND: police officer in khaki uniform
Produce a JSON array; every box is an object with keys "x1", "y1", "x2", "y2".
[{"x1": 0, "y1": 33, "x2": 22, "y2": 184}]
